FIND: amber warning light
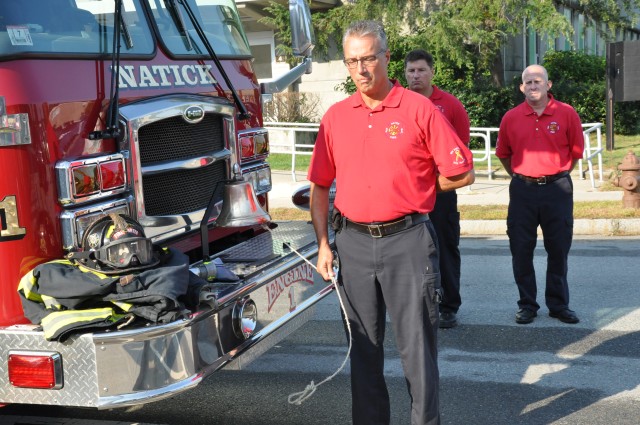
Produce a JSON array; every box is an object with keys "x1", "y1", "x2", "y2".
[
  {"x1": 72, "y1": 159, "x2": 125, "y2": 198},
  {"x1": 8, "y1": 351, "x2": 63, "y2": 389},
  {"x1": 239, "y1": 132, "x2": 269, "y2": 161}
]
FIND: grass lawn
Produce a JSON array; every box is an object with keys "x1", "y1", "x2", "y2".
[
  {"x1": 268, "y1": 153, "x2": 311, "y2": 173},
  {"x1": 270, "y1": 200, "x2": 640, "y2": 222},
  {"x1": 599, "y1": 134, "x2": 640, "y2": 172}
]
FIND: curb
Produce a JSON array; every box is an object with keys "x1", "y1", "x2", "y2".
[{"x1": 461, "y1": 218, "x2": 640, "y2": 236}]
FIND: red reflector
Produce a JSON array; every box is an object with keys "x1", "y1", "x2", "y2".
[
  {"x1": 100, "y1": 160, "x2": 125, "y2": 190},
  {"x1": 73, "y1": 165, "x2": 100, "y2": 197},
  {"x1": 8, "y1": 353, "x2": 59, "y2": 389},
  {"x1": 240, "y1": 136, "x2": 254, "y2": 158}
]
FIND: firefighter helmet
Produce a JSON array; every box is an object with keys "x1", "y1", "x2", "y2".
[{"x1": 74, "y1": 213, "x2": 159, "y2": 274}]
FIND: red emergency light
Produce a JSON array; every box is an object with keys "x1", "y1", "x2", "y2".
[
  {"x1": 8, "y1": 351, "x2": 63, "y2": 389},
  {"x1": 239, "y1": 135, "x2": 255, "y2": 158},
  {"x1": 100, "y1": 159, "x2": 126, "y2": 190}
]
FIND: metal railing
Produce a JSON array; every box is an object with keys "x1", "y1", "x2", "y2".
[
  {"x1": 579, "y1": 122, "x2": 604, "y2": 188},
  {"x1": 265, "y1": 122, "x2": 604, "y2": 188},
  {"x1": 469, "y1": 127, "x2": 499, "y2": 180},
  {"x1": 265, "y1": 122, "x2": 318, "y2": 181}
]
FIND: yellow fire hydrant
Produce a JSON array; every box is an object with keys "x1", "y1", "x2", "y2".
[{"x1": 613, "y1": 150, "x2": 640, "y2": 209}]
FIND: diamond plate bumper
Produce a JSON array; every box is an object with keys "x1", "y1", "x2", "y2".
[{"x1": 0, "y1": 221, "x2": 334, "y2": 408}]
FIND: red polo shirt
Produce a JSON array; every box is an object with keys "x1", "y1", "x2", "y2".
[
  {"x1": 308, "y1": 81, "x2": 474, "y2": 223},
  {"x1": 429, "y1": 85, "x2": 470, "y2": 145},
  {"x1": 495, "y1": 94, "x2": 584, "y2": 177}
]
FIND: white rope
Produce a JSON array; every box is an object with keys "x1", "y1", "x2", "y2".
[{"x1": 279, "y1": 240, "x2": 353, "y2": 406}]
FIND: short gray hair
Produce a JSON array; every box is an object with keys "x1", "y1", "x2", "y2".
[
  {"x1": 343, "y1": 20, "x2": 388, "y2": 51},
  {"x1": 521, "y1": 64, "x2": 549, "y2": 82}
]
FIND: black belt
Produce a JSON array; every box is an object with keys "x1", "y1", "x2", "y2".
[
  {"x1": 345, "y1": 213, "x2": 429, "y2": 238},
  {"x1": 514, "y1": 171, "x2": 569, "y2": 185}
]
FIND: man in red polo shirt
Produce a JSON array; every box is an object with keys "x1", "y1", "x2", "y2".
[
  {"x1": 496, "y1": 64, "x2": 584, "y2": 325},
  {"x1": 308, "y1": 20, "x2": 474, "y2": 425},
  {"x1": 405, "y1": 49, "x2": 471, "y2": 329}
]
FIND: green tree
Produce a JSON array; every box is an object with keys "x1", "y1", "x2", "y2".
[
  {"x1": 263, "y1": 0, "x2": 640, "y2": 87},
  {"x1": 420, "y1": 1, "x2": 571, "y2": 86},
  {"x1": 261, "y1": 0, "x2": 640, "y2": 130},
  {"x1": 260, "y1": 2, "x2": 295, "y2": 66}
]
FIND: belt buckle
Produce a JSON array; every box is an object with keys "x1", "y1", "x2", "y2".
[
  {"x1": 368, "y1": 224, "x2": 383, "y2": 238},
  {"x1": 537, "y1": 176, "x2": 547, "y2": 185}
]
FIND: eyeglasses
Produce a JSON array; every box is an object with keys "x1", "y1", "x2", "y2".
[{"x1": 343, "y1": 49, "x2": 386, "y2": 69}]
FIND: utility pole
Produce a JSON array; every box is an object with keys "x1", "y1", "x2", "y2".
[{"x1": 605, "y1": 42, "x2": 615, "y2": 151}]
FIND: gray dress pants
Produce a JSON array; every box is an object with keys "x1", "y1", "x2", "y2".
[{"x1": 335, "y1": 219, "x2": 441, "y2": 425}]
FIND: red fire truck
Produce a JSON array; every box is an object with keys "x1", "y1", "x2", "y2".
[{"x1": 0, "y1": 0, "x2": 331, "y2": 408}]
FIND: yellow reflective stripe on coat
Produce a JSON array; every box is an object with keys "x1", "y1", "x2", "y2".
[
  {"x1": 17, "y1": 258, "x2": 111, "y2": 303},
  {"x1": 17, "y1": 270, "x2": 42, "y2": 302},
  {"x1": 40, "y1": 308, "x2": 117, "y2": 340},
  {"x1": 52, "y1": 256, "x2": 112, "y2": 279},
  {"x1": 41, "y1": 294, "x2": 63, "y2": 310},
  {"x1": 110, "y1": 300, "x2": 134, "y2": 312}
]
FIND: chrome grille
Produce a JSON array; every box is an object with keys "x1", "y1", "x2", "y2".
[
  {"x1": 137, "y1": 112, "x2": 228, "y2": 217},
  {"x1": 138, "y1": 114, "x2": 225, "y2": 164},
  {"x1": 142, "y1": 158, "x2": 227, "y2": 217}
]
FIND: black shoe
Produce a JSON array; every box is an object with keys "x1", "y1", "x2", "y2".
[
  {"x1": 549, "y1": 309, "x2": 580, "y2": 324},
  {"x1": 515, "y1": 309, "x2": 537, "y2": 324},
  {"x1": 439, "y1": 312, "x2": 458, "y2": 329}
]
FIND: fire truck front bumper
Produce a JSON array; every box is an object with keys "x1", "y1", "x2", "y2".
[{"x1": 0, "y1": 221, "x2": 335, "y2": 409}]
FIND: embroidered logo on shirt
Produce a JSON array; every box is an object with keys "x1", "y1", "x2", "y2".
[
  {"x1": 385, "y1": 122, "x2": 404, "y2": 139},
  {"x1": 436, "y1": 105, "x2": 444, "y2": 113},
  {"x1": 547, "y1": 122, "x2": 560, "y2": 134},
  {"x1": 451, "y1": 147, "x2": 466, "y2": 165}
]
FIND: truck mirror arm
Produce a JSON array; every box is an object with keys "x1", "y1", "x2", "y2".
[{"x1": 260, "y1": 58, "x2": 312, "y2": 95}]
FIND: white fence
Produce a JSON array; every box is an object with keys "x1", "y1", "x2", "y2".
[
  {"x1": 579, "y1": 123, "x2": 605, "y2": 188},
  {"x1": 266, "y1": 122, "x2": 319, "y2": 182},
  {"x1": 265, "y1": 121, "x2": 604, "y2": 187}
]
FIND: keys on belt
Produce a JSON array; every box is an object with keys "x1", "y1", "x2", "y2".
[
  {"x1": 514, "y1": 171, "x2": 569, "y2": 185},
  {"x1": 345, "y1": 213, "x2": 429, "y2": 238}
]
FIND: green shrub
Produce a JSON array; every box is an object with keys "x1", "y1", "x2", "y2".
[
  {"x1": 443, "y1": 80, "x2": 514, "y2": 128},
  {"x1": 543, "y1": 50, "x2": 640, "y2": 135},
  {"x1": 338, "y1": 49, "x2": 639, "y2": 136},
  {"x1": 615, "y1": 102, "x2": 640, "y2": 134}
]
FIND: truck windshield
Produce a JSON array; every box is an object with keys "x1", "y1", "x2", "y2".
[
  {"x1": 0, "y1": 0, "x2": 153, "y2": 57},
  {"x1": 0, "y1": 0, "x2": 250, "y2": 58},
  {"x1": 146, "y1": 0, "x2": 251, "y2": 57}
]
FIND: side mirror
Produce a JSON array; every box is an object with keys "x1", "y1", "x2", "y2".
[
  {"x1": 289, "y1": 0, "x2": 315, "y2": 57},
  {"x1": 291, "y1": 180, "x2": 336, "y2": 211},
  {"x1": 291, "y1": 184, "x2": 311, "y2": 211},
  {"x1": 260, "y1": 0, "x2": 315, "y2": 94}
]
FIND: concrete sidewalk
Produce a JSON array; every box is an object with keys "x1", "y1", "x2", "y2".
[{"x1": 268, "y1": 170, "x2": 640, "y2": 236}]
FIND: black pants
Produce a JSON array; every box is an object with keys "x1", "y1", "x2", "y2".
[
  {"x1": 506, "y1": 175, "x2": 574, "y2": 313},
  {"x1": 429, "y1": 190, "x2": 461, "y2": 314},
  {"x1": 335, "y1": 220, "x2": 441, "y2": 425}
]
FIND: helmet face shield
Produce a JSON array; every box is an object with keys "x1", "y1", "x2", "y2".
[{"x1": 93, "y1": 237, "x2": 154, "y2": 269}]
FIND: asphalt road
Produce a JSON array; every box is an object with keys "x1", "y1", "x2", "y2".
[{"x1": 2, "y1": 236, "x2": 639, "y2": 425}]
